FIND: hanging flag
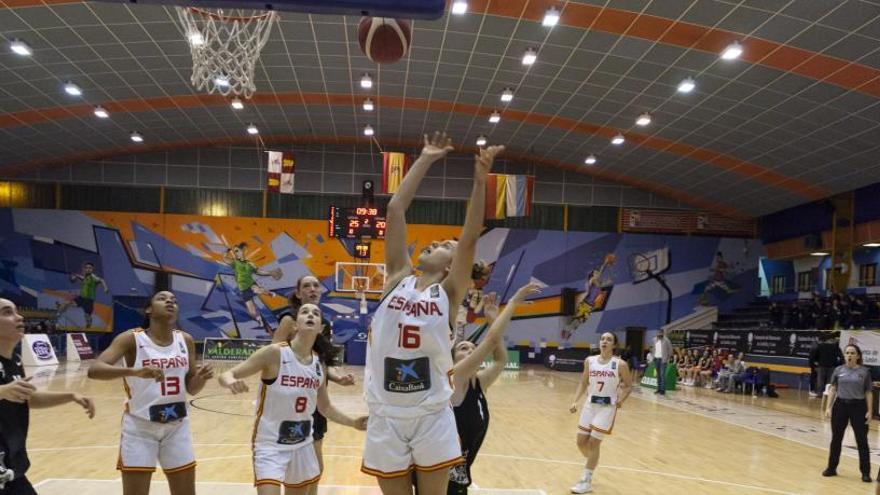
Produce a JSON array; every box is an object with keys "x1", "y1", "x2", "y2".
[
  {"x1": 267, "y1": 151, "x2": 295, "y2": 194},
  {"x1": 382, "y1": 152, "x2": 410, "y2": 194},
  {"x1": 485, "y1": 173, "x2": 534, "y2": 219}
]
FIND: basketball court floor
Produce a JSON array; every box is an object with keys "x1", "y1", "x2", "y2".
[{"x1": 21, "y1": 360, "x2": 875, "y2": 494}]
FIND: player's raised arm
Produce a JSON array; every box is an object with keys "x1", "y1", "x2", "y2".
[
  {"x1": 455, "y1": 285, "x2": 537, "y2": 382},
  {"x1": 442, "y1": 144, "x2": 504, "y2": 312},
  {"x1": 384, "y1": 132, "x2": 454, "y2": 288}
]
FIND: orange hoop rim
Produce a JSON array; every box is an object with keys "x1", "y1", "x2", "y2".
[{"x1": 186, "y1": 7, "x2": 277, "y2": 22}]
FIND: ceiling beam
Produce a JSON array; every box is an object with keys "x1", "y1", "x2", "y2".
[
  {"x1": 0, "y1": 92, "x2": 827, "y2": 200},
  {"x1": 3, "y1": 0, "x2": 879, "y2": 97},
  {"x1": 0, "y1": 133, "x2": 749, "y2": 218}
]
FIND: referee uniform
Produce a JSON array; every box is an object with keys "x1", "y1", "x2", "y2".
[
  {"x1": 0, "y1": 352, "x2": 35, "y2": 495},
  {"x1": 825, "y1": 363, "x2": 872, "y2": 480}
]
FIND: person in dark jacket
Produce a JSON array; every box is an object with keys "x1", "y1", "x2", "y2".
[{"x1": 810, "y1": 333, "x2": 844, "y2": 396}]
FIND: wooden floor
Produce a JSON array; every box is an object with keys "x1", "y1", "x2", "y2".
[{"x1": 21, "y1": 361, "x2": 880, "y2": 494}]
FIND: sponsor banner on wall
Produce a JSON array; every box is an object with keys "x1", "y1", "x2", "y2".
[
  {"x1": 543, "y1": 348, "x2": 591, "y2": 372},
  {"x1": 202, "y1": 337, "x2": 267, "y2": 361},
  {"x1": 66, "y1": 333, "x2": 95, "y2": 361},
  {"x1": 840, "y1": 330, "x2": 880, "y2": 366},
  {"x1": 22, "y1": 334, "x2": 59, "y2": 366},
  {"x1": 621, "y1": 208, "x2": 755, "y2": 237},
  {"x1": 673, "y1": 329, "x2": 823, "y2": 359},
  {"x1": 481, "y1": 350, "x2": 521, "y2": 371}
]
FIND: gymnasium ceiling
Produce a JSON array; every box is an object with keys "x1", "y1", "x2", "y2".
[{"x1": 2, "y1": 0, "x2": 880, "y2": 218}]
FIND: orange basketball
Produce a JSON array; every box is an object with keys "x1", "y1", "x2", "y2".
[{"x1": 358, "y1": 17, "x2": 411, "y2": 64}]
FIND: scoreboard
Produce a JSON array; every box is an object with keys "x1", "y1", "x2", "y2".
[{"x1": 329, "y1": 205, "x2": 386, "y2": 239}]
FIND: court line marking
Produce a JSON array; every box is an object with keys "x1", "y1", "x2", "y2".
[
  {"x1": 32, "y1": 478, "x2": 546, "y2": 494},
  {"x1": 551, "y1": 371, "x2": 874, "y2": 458},
  {"x1": 30, "y1": 446, "x2": 792, "y2": 494}
]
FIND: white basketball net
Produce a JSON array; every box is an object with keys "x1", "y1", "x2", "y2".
[{"x1": 177, "y1": 7, "x2": 278, "y2": 98}]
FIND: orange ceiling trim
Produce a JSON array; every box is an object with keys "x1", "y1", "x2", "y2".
[
  {"x1": 4, "y1": 0, "x2": 880, "y2": 97},
  {"x1": 0, "y1": 133, "x2": 747, "y2": 218},
  {"x1": 0, "y1": 91, "x2": 827, "y2": 200}
]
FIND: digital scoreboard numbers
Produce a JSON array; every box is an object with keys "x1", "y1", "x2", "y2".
[{"x1": 329, "y1": 205, "x2": 386, "y2": 240}]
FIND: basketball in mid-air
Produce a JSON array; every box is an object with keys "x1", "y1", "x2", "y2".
[{"x1": 358, "y1": 17, "x2": 411, "y2": 64}]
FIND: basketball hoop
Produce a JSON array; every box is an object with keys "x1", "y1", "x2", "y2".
[{"x1": 176, "y1": 7, "x2": 278, "y2": 98}]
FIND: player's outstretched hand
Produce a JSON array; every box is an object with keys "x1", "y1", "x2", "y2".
[
  {"x1": 133, "y1": 367, "x2": 164, "y2": 382},
  {"x1": 270, "y1": 268, "x2": 283, "y2": 280},
  {"x1": 73, "y1": 393, "x2": 96, "y2": 419},
  {"x1": 337, "y1": 373, "x2": 356, "y2": 386},
  {"x1": 228, "y1": 379, "x2": 250, "y2": 395},
  {"x1": 190, "y1": 363, "x2": 215, "y2": 389},
  {"x1": 0, "y1": 377, "x2": 35, "y2": 403},
  {"x1": 474, "y1": 144, "x2": 505, "y2": 177},
  {"x1": 352, "y1": 415, "x2": 369, "y2": 431},
  {"x1": 569, "y1": 402, "x2": 578, "y2": 414},
  {"x1": 512, "y1": 283, "x2": 541, "y2": 304},
  {"x1": 420, "y1": 131, "x2": 454, "y2": 163}
]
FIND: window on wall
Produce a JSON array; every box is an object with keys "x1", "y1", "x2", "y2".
[
  {"x1": 860, "y1": 263, "x2": 877, "y2": 287},
  {"x1": 771, "y1": 276, "x2": 786, "y2": 295},
  {"x1": 797, "y1": 271, "x2": 812, "y2": 292}
]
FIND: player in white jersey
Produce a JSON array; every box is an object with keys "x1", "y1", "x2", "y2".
[
  {"x1": 88, "y1": 291, "x2": 214, "y2": 495},
  {"x1": 362, "y1": 131, "x2": 503, "y2": 495},
  {"x1": 568, "y1": 332, "x2": 632, "y2": 494},
  {"x1": 218, "y1": 303, "x2": 367, "y2": 495}
]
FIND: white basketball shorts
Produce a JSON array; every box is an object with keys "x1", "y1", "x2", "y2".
[
  {"x1": 361, "y1": 406, "x2": 463, "y2": 478},
  {"x1": 253, "y1": 443, "x2": 321, "y2": 488},
  {"x1": 577, "y1": 402, "x2": 617, "y2": 440},
  {"x1": 117, "y1": 412, "x2": 195, "y2": 474}
]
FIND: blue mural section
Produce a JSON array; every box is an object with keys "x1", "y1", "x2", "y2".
[{"x1": 0, "y1": 208, "x2": 763, "y2": 347}]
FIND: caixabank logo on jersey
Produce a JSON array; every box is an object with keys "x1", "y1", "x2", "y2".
[
  {"x1": 384, "y1": 357, "x2": 430, "y2": 393},
  {"x1": 32, "y1": 340, "x2": 54, "y2": 361}
]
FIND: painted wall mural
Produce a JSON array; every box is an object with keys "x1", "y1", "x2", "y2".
[{"x1": 0, "y1": 208, "x2": 763, "y2": 347}]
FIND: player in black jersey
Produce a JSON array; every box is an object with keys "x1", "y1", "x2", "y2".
[
  {"x1": 447, "y1": 284, "x2": 538, "y2": 494},
  {"x1": 0, "y1": 298, "x2": 95, "y2": 495},
  {"x1": 273, "y1": 275, "x2": 355, "y2": 495}
]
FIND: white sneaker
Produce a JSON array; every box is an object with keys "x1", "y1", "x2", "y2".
[{"x1": 571, "y1": 478, "x2": 593, "y2": 493}]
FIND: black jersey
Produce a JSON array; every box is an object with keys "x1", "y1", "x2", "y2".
[
  {"x1": 0, "y1": 353, "x2": 29, "y2": 476},
  {"x1": 448, "y1": 378, "x2": 490, "y2": 492}
]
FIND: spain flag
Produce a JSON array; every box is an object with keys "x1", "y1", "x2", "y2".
[{"x1": 382, "y1": 152, "x2": 410, "y2": 194}]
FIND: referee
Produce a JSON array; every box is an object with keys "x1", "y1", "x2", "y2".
[
  {"x1": 823, "y1": 343, "x2": 873, "y2": 482},
  {"x1": 0, "y1": 298, "x2": 95, "y2": 494}
]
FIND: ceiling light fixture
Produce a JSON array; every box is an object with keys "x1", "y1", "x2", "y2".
[
  {"x1": 500, "y1": 87, "x2": 514, "y2": 102},
  {"x1": 476, "y1": 135, "x2": 487, "y2": 146},
  {"x1": 636, "y1": 113, "x2": 652, "y2": 126},
  {"x1": 720, "y1": 41, "x2": 743, "y2": 60},
  {"x1": 130, "y1": 132, "x2": 143, "y2": 143},
  {"x1": 93, "y1": 106, "x2": 109, "y2": 119},
  {"x1": 451, "y1": 0, "x2": 467, "y2": 15},
  {"x1": 246, "y1": 123, "x2": 259, "y2": 135},
  {"x1": 611, "y1": 133, "x2": 625, "y2": 145},
  {"x1": 188, "y1": 32, "x2": 205, "y2": 46},
  {"x1": 230, "y1": 98, "x2": 244, "y2": 110},
  {"x1": 363, "y1": 124, "x2": 374, "y2": 136},
  {"x1": 863, "y1": 243, "x2": 880, "y2": 247},
  {"x1": 363, "y1": 98, "x2": 374, "y2": 111},
  {"x1": 488, "y1": 110, "x2": 501, "y2": 123},
  {"x1": 810, "y1": 252, "x2": 829, "y2": 256},
  {"x1": 63, "y1": 81, "x2": 82, "y2": 96},
  {"x1": 584, "y1": 154, "x2": 597, "y2": 165},
  {"x1": 677, "y1": 77, "x2": 696, "y2": 93},
  {"x1": 10, "y1": 39, "x2": 32, "y2": 56},
  {"x1": 360, "y1": 73, "x2": 373, "y2": 89},
  {"x1": 522, "y1": 47, "x2": 537, "y2": 66},
  {"x1": 542, "y1": 6, "x2": 560, "y2": 27}
]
